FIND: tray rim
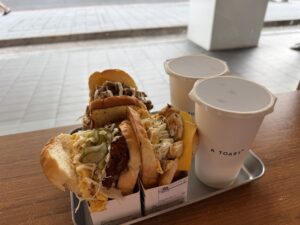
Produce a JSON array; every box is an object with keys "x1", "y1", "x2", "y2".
[
  {"x1": 71, "y1": 192, "x2": 78, "y2": 225},
  {"x1": 70, "y1": 149, "x2": 265, "y2": 225}
]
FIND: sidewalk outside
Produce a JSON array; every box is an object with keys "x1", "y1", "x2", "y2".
[
  {"x1": 0, "y1": 3, "x2": 186, "y2": 45},
  {"x1": 0, "y1": 1, "x2": 299, "y2": 136},
  {"x1": 1, "y1": 1, "x2": 300, "y2": 47},
  {"x1": 0, "y1": 30, "x2": 299, "y2": 136}
]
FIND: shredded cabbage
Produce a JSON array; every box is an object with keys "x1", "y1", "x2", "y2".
[{"x1": 71, "y1": 126, "x2": 122, "y2": 210}]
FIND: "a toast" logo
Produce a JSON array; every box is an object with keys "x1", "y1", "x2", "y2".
[{"x1": 210, "y1": 148, "x2": 245, "y2": 156}]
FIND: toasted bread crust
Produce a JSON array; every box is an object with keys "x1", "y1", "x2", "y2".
[
  {"x1": 158, "y1": 159, "x2": 178, "y2": 186},
  {"x1": 128, "y1": 106, "x2": 185, "y2": 188},
  {"x1": 89, "y1": 96, "x2": 145, "y2": 111},
  {"x1": 40, "y1": 134, "x2": 79, "y2": 193},
  {"x1": 88, "y1": 97, "x2": 146, "y2": 128},
  {"x1": 91, "y1": 106, "x2": 127, "y2": 128},
  {"x1": 90, "y1": 105, "x2": 144, "y2": 128},
  {"x1": 127, "y1": 107, "x2": 158, "y2": 188},
  {"x1": 117, "y1": 120, "x2": 141, "y2": 195},
  {"x1": 40, "y1": 123, "x2": 141, "y2": 210},
  {"x1": 89, "y1": 69, "x2": 137, "y2": 100}
]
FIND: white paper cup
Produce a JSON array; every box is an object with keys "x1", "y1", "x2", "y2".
[
  {"x1": 164, "y1": 54, "x2": 229, "y2": 114},
  {"x1": 189, "y1": 76, "x2": 277, "y2": 188}
]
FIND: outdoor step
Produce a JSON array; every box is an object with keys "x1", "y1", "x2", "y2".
[{"x1": 0, "y1": 26, "x2": 186, "y2": 48}]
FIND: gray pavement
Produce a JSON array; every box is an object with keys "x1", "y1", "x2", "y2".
[
  {"x1": 4, "y1": 0, "x2": 185, "y2": 11},
  {"x1": 1, "y1": 1, "x2": 300, "y2": 47},
  {"x1": 0, "y1": 1, "x2": 299, "y2": 136},
  {"x1": 0, "y1": 29, "x2": 299, "y2": 136},
  {"x1": 0, "y1": 3, "x2": 186, "y2": 46},
  {"x1": 265, "y1": 1, "x2": 300, "y2": 21}
]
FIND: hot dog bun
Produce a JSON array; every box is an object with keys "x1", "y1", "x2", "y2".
[
  {"x1": 89, "y1": 69, "x2": 137, "y2": 101},
  {"x1": 117, "y1": 120, "x2": 141, "y2": 195},
  {"x1": 40, "y1": 134, "x2": 79, "y2": 193},
  {"x1": 127, "y1": 105, "x2": 184, "y2": 188},
  {"x1": 83, "y1": 69, "x2": 150, "y2": 129},
  {"x1": 127, "y1": 107, "x2": 158, "y2": 188},
  {"x1": 40, "y1": 121, "x2": 141, "y2": 212}
]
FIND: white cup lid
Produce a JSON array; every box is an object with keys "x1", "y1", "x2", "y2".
[
  {"x1": 165, "y1": 54, "x2": 229, "y2": 79},
  {"x1": 189, "y1": 76, "x2": 277, "y2": 117}
]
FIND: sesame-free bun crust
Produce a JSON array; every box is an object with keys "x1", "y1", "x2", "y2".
[
  {"x1": 117, "y1": 120, "x2": 141, "y2": 195},
  {"x1": 158, "y1": 159, "x2": 178, "y2": 186},
  {"x1": 90, "y1": 96, "x2": 144, "y2": 111},
  {"x1": 127, "y1": 107, "x2": 158, "y2": 188},
  {"x1": 89, "y1": 69, "x2": 137, "y2": 100},
  {"x1": 127, "y1": 106, "x2": 183, "y2": 188},
  {"x1": 40, "y1": 122, "x2": 141, "y2": 211},
  {"x1": 89, "y1": 96, "x2": 146, "y2": 128},
  {"x1": 40, "y1": 134, "x2": 79, "y2": 193},
  {"x1": 86, "y1": 69, "x2": 147, "y2": 129}
]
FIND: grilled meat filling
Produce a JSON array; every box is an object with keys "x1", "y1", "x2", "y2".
[
  {"x1": 93, "y1": 81, "x2": 153, "y2": 110},
  {"x1": 102, "y1": 135, "x2": 129, "y2": 188}
]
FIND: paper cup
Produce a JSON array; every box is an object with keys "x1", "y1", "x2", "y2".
[
  {"x1": 164, "y1": 54, "x2": 229, "y2": 114},
  {"x1": 189, "y1": 76, "x2": 277, "y2": 188}
]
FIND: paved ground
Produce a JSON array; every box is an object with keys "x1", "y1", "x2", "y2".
[
  {"x1": 4, "y1": 0, "x2": 185, "y2": 11},
  {"x1": 1, "y1": 1, "x2": 300, "y2": 46},
  {"x1": 0, "y1": 3, "x2": 186, "y2": 43},
  {"x1": 0, "y1": 1, "x2": 299, "y2": 136},
  {"x1": 265, "y1": 1, "x2": 300, "y2": 21},
  {"x1": 0, "y1": 29, "x2": 299, "y2": 136}
]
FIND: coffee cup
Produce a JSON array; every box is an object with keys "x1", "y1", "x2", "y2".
[
  {"x1": 164, "y1": 54, "x2": 229, "y2": 114},
  {"x1": 189, "y1": 76, "x2": 277, "y2": 188}
]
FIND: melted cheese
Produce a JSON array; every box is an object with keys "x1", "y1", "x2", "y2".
[{"x1": 177, "y1": 111, "x2": 197, "y2": 171}]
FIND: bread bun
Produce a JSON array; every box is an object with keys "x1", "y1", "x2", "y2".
[
  {"x1": 85, "y1": 70, "x2": 147, "y2": 129},
  {"x1": 89, "y1": 69, "x2": 137, "y2": 100},
  {"x1": 127, "y1": 105, "x2": 184, "y2": 188},
  {"x1": 127, "y1": 107, "x2": 158, "y2": 188},
  {"x1": 158, "y1": 159, "x2": 178, "y2": 186},
  {"x1": 40, "y1": 133, "x2": 107, "y2": 211},
  {"x1": 40, "y1": 122, "x2": 141, "y2": 211},
  {"x1": 89, "y1": 96, "x2": 146, "y2": 128},
  {"x1": 117, "y1": 120, "x2": 141, "y2": 195},
  {"x1": 40, "y1": 134, "x2": 79, "y2": 193}
]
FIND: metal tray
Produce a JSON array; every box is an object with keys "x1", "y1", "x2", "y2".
[{"x1": 71, "y1": 149, "x2": 265, "y2": 225}]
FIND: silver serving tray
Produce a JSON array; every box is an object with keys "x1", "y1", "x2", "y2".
[{"x1": 70, "y1": 149, "x2": 265, "y2": 225}]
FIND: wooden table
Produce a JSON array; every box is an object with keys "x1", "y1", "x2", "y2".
[{"x1": 0, "y1": 91, "x2": 299, "y2": 225}]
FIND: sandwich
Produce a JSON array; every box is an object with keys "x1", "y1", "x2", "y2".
[
  {"x1": 40, "y1": 68, "x2": 196, "y2": 214},
  {"x1": 83, "y1": 69, "x2": 153, "y2": 129},
  {"x1": 127, "y1": 105, "x2": 184, "y2": 189},
  {"x1": 40, "y1": 120, "x2": 141, "y2": 212}
]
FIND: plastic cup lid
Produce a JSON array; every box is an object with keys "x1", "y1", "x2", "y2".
[
  {"x1": 189, "y1": 76, "x2": 277, "y2": 117},
  {"x1": 164, "y1": 54, "x2": 229, "y2": 79}
]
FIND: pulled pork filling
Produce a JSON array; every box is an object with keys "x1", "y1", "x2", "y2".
[
  {"x1": 102, "y1": 136, "x2": 129, "y2": 188},
  {"x1": 93, "y1": 81, "x2": 153, "y2": 110}
]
